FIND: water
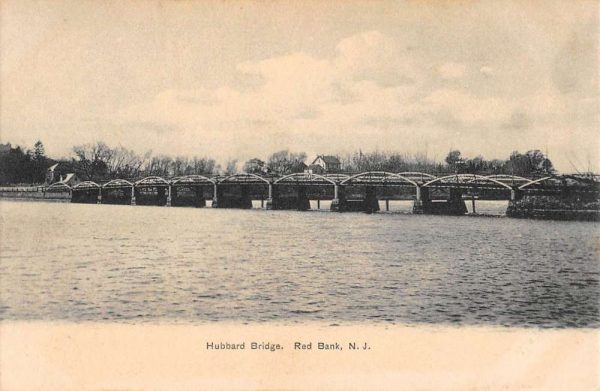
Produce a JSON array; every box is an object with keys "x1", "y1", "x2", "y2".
[{"x1": 1, "y1": 200, "x2": 598, "y2": 328}]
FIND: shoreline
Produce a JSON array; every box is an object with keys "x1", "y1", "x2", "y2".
[
  {"x1": 1, "y1": 196, "x2": 512, "y2": 218},
  {"x1": 3, "y1": 196, "x2": 600, "y2": 222}
]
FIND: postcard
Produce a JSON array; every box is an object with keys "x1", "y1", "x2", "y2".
[{"x1": 1, "y1": 1, "x2": 598, "y2": 389}]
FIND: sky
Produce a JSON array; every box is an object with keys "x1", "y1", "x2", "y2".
[{"x1": 1, "y1": 0, "x2": 598, "y2": 172}]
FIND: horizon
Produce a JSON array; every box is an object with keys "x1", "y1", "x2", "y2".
[
  {"x1": 1, "y1": 1, "x2": 598, "y2": 173},
  {"x1": 1, "y1": 138, "x2": 566, "y2": 176}
]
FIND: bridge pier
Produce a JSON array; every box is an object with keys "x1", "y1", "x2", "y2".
[
  {"x1": 130, "y1": 186, "x2": 136, "y2": 206},
  {"x1": 170, "y1": 186, "x2": 207, "y2": 207},
  {"x1": 97, "y1": 189, "x2": 102, "y2": 204},
  {"x1": 213, "y1": 185, "x2": 252, "y2": 209},
  {"x1": 166, "y1": 185, "x2": 172, "y2": 207},
  {"x1": 72, "y1": 189, "x2": 99, "y2": 204},
  {"x1": 196, "y1": 187, "x2": 207, "y2": 207},
  {"x1": 331, "y1": 186, "x2": 381, "y2": 213},
  {"x1": 268, "y1": 185, "x2": 311, "y2": 211},
  {"x1": 510, "y1": 188, "x2": 523, "y2": 201},
  {"x1": 297, "y1": 186, "x2": 310, "y2": 211},
  {"x1": 330, "y1": 184, "x2": 344, "y2": 212},
  {"x1": 363, "y1": 186, "x2": 380, "y2": 213},
  {"x1": 133, "y1": 186, "x2": 169, "y2": 206},
  {"x1": 194, "y1": 187, "x2": 207, "y2": 207},
  {"x1": 212, "y1": 183, "x2": 219, "y2": 208},
  {"x1": 413, "y1": 186, "x2": 424, "y2": 214},
  {"x1": 330, "y1": 198, "x2": 341, "y2": 211},
  {"x1": 265, "y1": 184, "x2": 273, "y2": 210},
  {"x1": 415, "y1": 187, "x2": 467, "y2": 215}
]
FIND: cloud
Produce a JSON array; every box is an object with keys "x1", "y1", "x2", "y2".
[
  {"x1": 437, "y1": 62, "x2": 466, "y2": 79},
  {"x1": 479, "y1": 66, "x2": 494, "y2": 76},
  {"x1": 120, "y1": 31, "x2": 423, "y2": 138},
  {"x1": 114, "y1": 29, "x2": 597, "y2": 170},
  {"x1": 334, "y1": 30, "x2": 420, "y2": 86}
]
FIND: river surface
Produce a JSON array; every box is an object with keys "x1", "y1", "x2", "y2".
[{"x1": 1, "y1": 199, "x2": 598, "y2": 327}]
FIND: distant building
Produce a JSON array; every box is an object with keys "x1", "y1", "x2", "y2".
[
  {"x1": 294, "y1": 162, "x2": 308, "y2": 173},
  {"x1": 45, "y1": 163, "x2": 80, "y2": 186},
  {"x1": 58, "y1": 173, "x2": 81, "y2": 186},
  {"x1": 305, "y1": 164, "x2": 325, "y2": 175},
  {"x1": 310, "y1": 155, "x2": 341, "y2": 173},
  {"x1": 45, "y1": 163, "x2": 59, "y2": 184}
]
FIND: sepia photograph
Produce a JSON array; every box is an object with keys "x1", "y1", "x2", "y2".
[{"x1": 0, "y1": 0, "x2": 598, "y2": 389}]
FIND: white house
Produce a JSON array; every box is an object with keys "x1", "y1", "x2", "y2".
[
  {"x1": 310, "y1": 155, "x2": 341, "y2": 173},
  {"x1": 58, "y1": 173, "x2": 81, "y2": 186},
  {"x1": 45, "y1": 163, "x2": 59, "y2": 184}
]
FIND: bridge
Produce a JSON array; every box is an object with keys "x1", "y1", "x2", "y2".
[{"x1": 44, "y1": 172, "x2": 598, "y2": 217}]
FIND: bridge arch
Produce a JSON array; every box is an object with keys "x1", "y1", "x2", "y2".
[
  {"x1": 485, "y1": 174, "x2": 530, "y2": 183},
  {"x1": 134, "y1": 176, "x2": 169, "y2": 187},
  {"x1": 422, "y1": 174, "x2": 513, "y2": 190},
  {"x1": 72, "y1": 181, "x2": 100, "y2": 190},
  {"x1": 274, "y1": 172, "x2": 337, "y2": 185},
  {"x1": 101, "y1": 179, "x2": 134, "y2": 205},
  {"x1": 218, "y1": 173, "x2": 271, "y2": 185},
  {"x1": 340, "y1": 171, "x2": 418, "y2": 188},
  {"x1": 46, "y1": 182, "x2": 71, "y2": 191},
  {"x1": 103, "y1": 179, "x2": 134, "y2": 188},
  {"x1": 171, "y1": 175, "x2": 215, "y2": 185},
  {"x1": 71, "y1": 181, "x2": 100, "y2": 203},
  {"x1": 323, "y1": 173, "x2": 350, "y2": 182},
  {"x1": 397, "y1": 172, "x2": 437, "y2": 182},
  {"x1": 213, "y1": 173, "x2": 270, "y2": 209},
  {"x1": 518, "y1": 176, "x2": 553, "y2": 190}
]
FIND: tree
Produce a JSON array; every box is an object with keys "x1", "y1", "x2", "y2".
[
  {"x1": 465, "y1": 155, "x2": 484, "y2": 174},
  {"x1": 266, "y1": 150, "x2": 307, "y2": 175},
  {"x1": 143, "y1": 155, "x2": 173, "y2": 177},
  {"x1": 172, "y1": 156, "x2": 188, "y2": 177},
  {"x1": 0, "y1": 146, "x2": 26, "y2": 184},
  {"x1": 29, "y1": 140, "x2": 51, "y2": 182},
  {"x1": 445, "y1": 150, "x2": 462, "y2": 165},
  {"x1": 106, "y1": 146, "x2": 144, "y2": 179},
  {"x1": 243, "y1": 158, "x2": 266, "y2": 174},
  {"x1": 33, "y1": 140, "x2": 45, "y2": 161},
  {"x1": 190, "y1": 157, "x2": 218, "y2": 175},
  {"x1": 72, "y1": 142, "x2": 113, "y2": 180},
  {"x1": 224, "y1": 159, "x2": 238, "y2": 175},
  {"x1": 507, "y1": 150, "x2": 554, "y2": 177}
]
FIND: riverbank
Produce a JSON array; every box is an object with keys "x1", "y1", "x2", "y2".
[
  {"x1": 1, "y1": 322, "x2": 597, "y2": 390},
  {"x1": 507, "y1": 195, "x2": 600, "y2": 221},
  {"x1": 0, "y1": 186, "x2": 69, "y2": 200}
]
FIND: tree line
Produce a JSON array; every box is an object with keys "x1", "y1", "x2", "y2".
[
  {"x1": 0, "y1": 141, "x2": 49, "y2": 184},
  {"x1": 0, "y1": 140, "x2": 555, "y2": 185}
]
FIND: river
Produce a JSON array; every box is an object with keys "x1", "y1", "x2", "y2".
[{"x1": 1, "y1": 199, "x2": 598, "y2": 327}]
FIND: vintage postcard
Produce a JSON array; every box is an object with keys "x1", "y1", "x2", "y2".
[{"x1": 0, "y1": 0, "x2": 598, "y2": 389}]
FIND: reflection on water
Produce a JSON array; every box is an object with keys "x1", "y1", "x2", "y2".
[{"x1": 0, "y1": 200, "x2": 598, "y2": 327}]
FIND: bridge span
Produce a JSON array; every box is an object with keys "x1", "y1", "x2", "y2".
[{"x1": 49, "y1": 172, "x2": 597, "y2": 217}]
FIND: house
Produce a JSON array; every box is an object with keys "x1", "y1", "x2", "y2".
[
  {"x1": 310, "y1": 155, "x2": 341, "y2": 173},
  {"x1": 305, "y1": 164, "x2": 325, "y2": 175},
  {"x1": 58, "y1": 173, "x2": 81, "y2": 186},
  {"x1": 45, "y1": 163, "x2": 59, "y2": 184},
  {"x1": 46, "y1": 163, "x2": 80, "y2": 186}
]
